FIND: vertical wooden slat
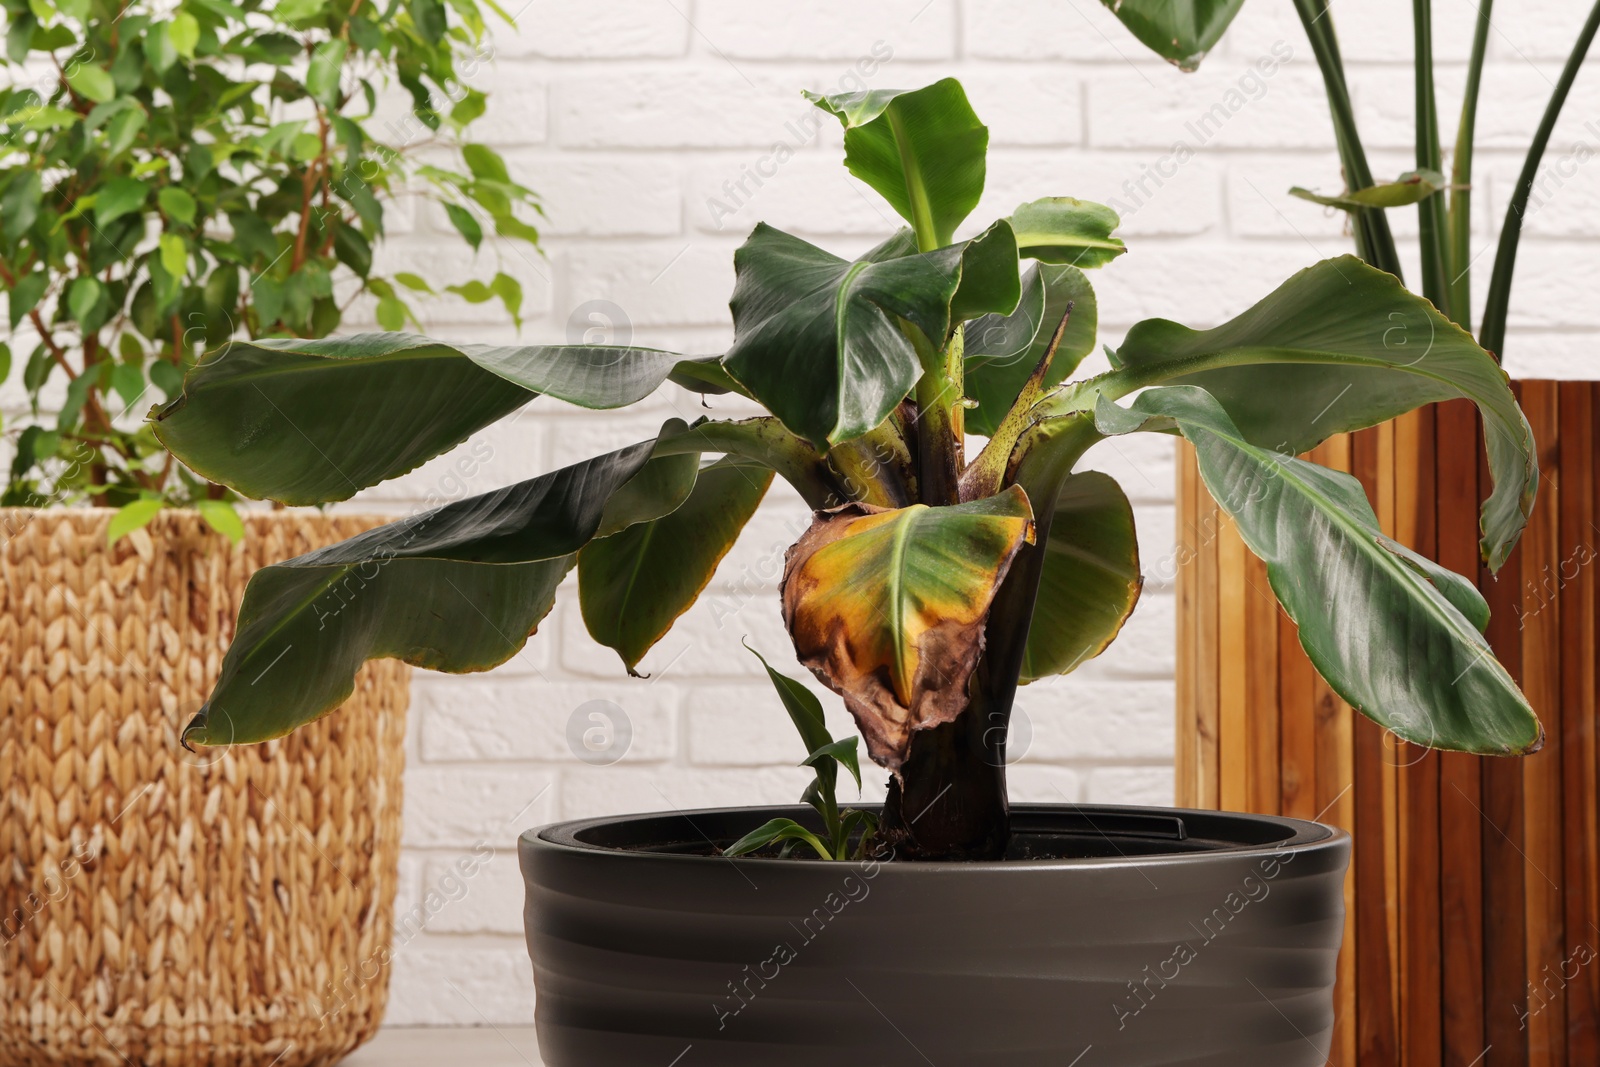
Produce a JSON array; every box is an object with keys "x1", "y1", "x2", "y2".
[
  {"x1": 1279, "y1": 609, "x2": 1318, "y2": 820},
  {"x1": 1568, "y1": 382, "x2": 1600, "y2": 1062},
  {"x1": 1314, "y1": 433, "x2": 1359, "y2": 1067},
  {"x1": 1176, "y1": 446, "x2": 1200, "y2": 809},
  {"x1": 1196, "y1": 462, "x2": 1223, "y2": 811},
  {"x1": 1397, "y1": 406, "x2": 1443, "y2": 1067},
  {"x1": 1219, "y1": 515, "x2": 1249, "y2": 812},
  {"x1": 1352, "y1": 425, "x2": 1399, "y2": 1065},
  {"x1": 1483, "y1": 385, "x2": 1530, "y2": 1067},
  {"x1": 1436, "y1": 398, "x2": 1488, "y2": 1066},
  {"x1": 1521, "y1": 382, "x2": 1565, "y2": 1067},
  {"x1": 1244, "y1": 547, "x2": 1281, "y2": 817},
  {"x1": 1558, "y1": 381, "x2": 1598, "y2": 1063}
]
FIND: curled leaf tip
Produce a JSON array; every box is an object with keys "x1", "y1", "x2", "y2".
[{"x1": 180, "y1": 707, "x2": 207, "y2": 750}]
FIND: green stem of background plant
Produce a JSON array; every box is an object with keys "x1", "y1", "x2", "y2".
[
  {"x1": 1448, "y1": 0, "x2": 1493, "y2": 333},
  {"x1": 1413, "y1": 0, "x2": 1451, "y2": 317},
  {"x1": 1293, "y1": 0, "x2": 1405, "y2": 279},
  {"x1": 1480, "y1": 0, "x2": 1600, "y2": 359}
]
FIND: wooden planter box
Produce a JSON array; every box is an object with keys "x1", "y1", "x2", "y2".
[
  {"x1": 0, "y1": 510, "x2": 410, "y2": 1067},
  {"x1": 1177, "y1": 382, "x2": 1598, "y2": 1066}
]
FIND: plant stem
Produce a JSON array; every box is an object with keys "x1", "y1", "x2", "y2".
[
  {"x1": 1414, "y1": 0, "x2": 1451, "y2": 316},
  {"x1": 1293, "y1": 0, "x2": 1405, "y2": 279},
  {"x1": 908, "y1": 324, "x2": 962, "y2": 506},
  {"x1": 878, "y1": 698, "x2": 1008, "y2": 860},
  {"x1": 1448, "y1": 0, "x2": 1493, "y2": 333},
  {"x1": 1480, "y1": 0, "x2": 1600, "y2": 360}
]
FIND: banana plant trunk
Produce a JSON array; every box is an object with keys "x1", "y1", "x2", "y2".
[
  {"x1": 878, "y1": 517, "x2": 1051, "y2": 860},
  {"x1": 1176, "y1": 384, "x2": 1599, "y2": 1067}
]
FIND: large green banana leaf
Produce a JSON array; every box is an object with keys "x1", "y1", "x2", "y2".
[
  {"x1": 1099, "y1": 0, "x2": 1248, "y2": 71},
  {"x1": 1101, "y1": 256, "x2": 1536, "y2": 568},
  {"x1": 722, "y1": 223, "x2": 1020, "y2": 449},
  {"x1": 580, "y1": 456, "x2": 773, "y2": 673},
  {"x1": 805, "y1": 78, "x2": 987, "y2": 248},
  {"x1": 152, "y1": 333, "x2": 695, "y2": 505},
  {"x1": 181, "y1": 421, "x2": 696, "y2": 747},
  {"x1": 1096, "y1": 386, "x2": 1541, "y2": 756},
  {"x1": 1007, "y1": 197, "x2": 1126, "y2": 268},
  {"x1": 964, "y1": 262, "x2": 1096, "y2": 437},
  {"x1": 1021, "y1": 471, "x2": 1142, "y2": 682}
]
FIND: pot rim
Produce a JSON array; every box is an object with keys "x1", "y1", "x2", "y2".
[{"x1": 524, "y1": 802, "x2": 1347, "y2": 873}]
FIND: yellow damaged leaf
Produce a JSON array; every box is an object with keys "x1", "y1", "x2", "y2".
[{"x1": 780, "y1": 485, "x2": 1036, "y2": 772}]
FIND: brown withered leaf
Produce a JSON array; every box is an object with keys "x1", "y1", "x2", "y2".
[{"x1": 779, "y1": 485, "x2": 1036, "y2": 771}]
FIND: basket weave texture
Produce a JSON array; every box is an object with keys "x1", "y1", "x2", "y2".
[{"x1": 0, "y1": 509, "x2": 409, "y2": 1067}]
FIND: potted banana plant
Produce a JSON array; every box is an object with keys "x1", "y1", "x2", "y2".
[{"x1": 154, "y1": 79, "x2": 1542, "y2": 1065}]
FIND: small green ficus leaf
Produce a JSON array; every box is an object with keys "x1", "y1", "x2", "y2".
[
  {"x1": 444, "y1": 203, "x2": 482, "y2": 250},
  {"x1": 94, "y1": 177, "x2": 147, "y2": 226},
  {"x1": 195, "y1": 500, "x2": 246, "y2": 543},
  {"x1": 159, "y1": 233, "x2": 188, "y2": 279},
  {"x1": 307, "y1": 40, "x2": 346, "y2": 107},
  {"x1": 67, "y1": 276, "x2": 105, "y2": 328},
  {"x1": 2, "y1": 171, "x2": 42, "y2": 239},
  {"x1": 158, "y1": 187, "x2": 197, "y2": 225},
  {"x1": 66, "y1": 65, "x2": 116, "y2": 104},
  {"x1": 169, "y1": 12, "x2": 200, "y2": 58},
  {"x1": 108, "y1": 498, "x2": 164, "y2": 545},
  {"x1": 145, "y1": 23, "x2": 179, "y2": 73}
]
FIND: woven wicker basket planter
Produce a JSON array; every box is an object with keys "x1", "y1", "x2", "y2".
[{"x1": 0, "y1": 509, "x2": 409, "y2": 1067}]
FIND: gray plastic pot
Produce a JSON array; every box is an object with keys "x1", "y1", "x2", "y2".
[{"x1": 520, "y1": 803, "x2": 1349, "y2": 1066}]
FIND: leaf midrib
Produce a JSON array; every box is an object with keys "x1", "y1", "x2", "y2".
[
  {"x1": 195, "y1": 344, "x2": 480, "y2": 387},
  {"x1": 883, "y1": 505, "x2": 921, "y2": 704},
  {"x1": 1200, "y1": 419, "x2": 1487, "y2": 654},
  {"x1": 885, "y1": 106, "x2": 939, "y2": 247}
]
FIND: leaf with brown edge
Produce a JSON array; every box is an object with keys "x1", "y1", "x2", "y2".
[{"x1": 780, "y1": 485, "x2": 1036, "y2": 771}]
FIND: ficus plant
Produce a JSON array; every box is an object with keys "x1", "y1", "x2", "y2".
[
  {"x1": 1098, "y1": 0, "x2": 1600, "y2": 355},
  {"x1": 0, "y1": 0, "x2": 538, "y2": 537},
  {"x1": 154, "y1": 78, "x2": 1542, "y2": 861}
]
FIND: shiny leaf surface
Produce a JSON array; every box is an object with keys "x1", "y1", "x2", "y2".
[
  {"x1": 722, "y1": 223, "x2": 1020, "y2": 449},
  {"x1": 1098, "y1": 386, "x2": 1541, "y2": 755},
  {"x1": 182, "y1": 423, "x2": 693, "y2": 746},
  {"x1": 580, "y1": 457, "x2": 773, "y2": 672},
  {"x1": 1021, "y1": 471, "x2": 1143, "y2": 682},
  {"x1": 1099, "y1": 0, "x2": 1248, "y2": 71},
  {"x1": 153, "y1": 333, "x2": 693, "y2": 505},
  {"x1": 1102, "y1": 256, "x2": 1536, "y2": 568},
  {"x1": 805, "y1": 78, "x2": 987, "y2": 247},
  {"x1": 964, "y1": 263, "x2": 1096, "y2": 438},
  {"x1": 1007, "y1": 197, "x2": 1125, "y2": 268}
]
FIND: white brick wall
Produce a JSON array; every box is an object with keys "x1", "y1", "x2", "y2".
[{"x1": 143, "y1": 0, "x2": 1600, "y2": 1026}]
